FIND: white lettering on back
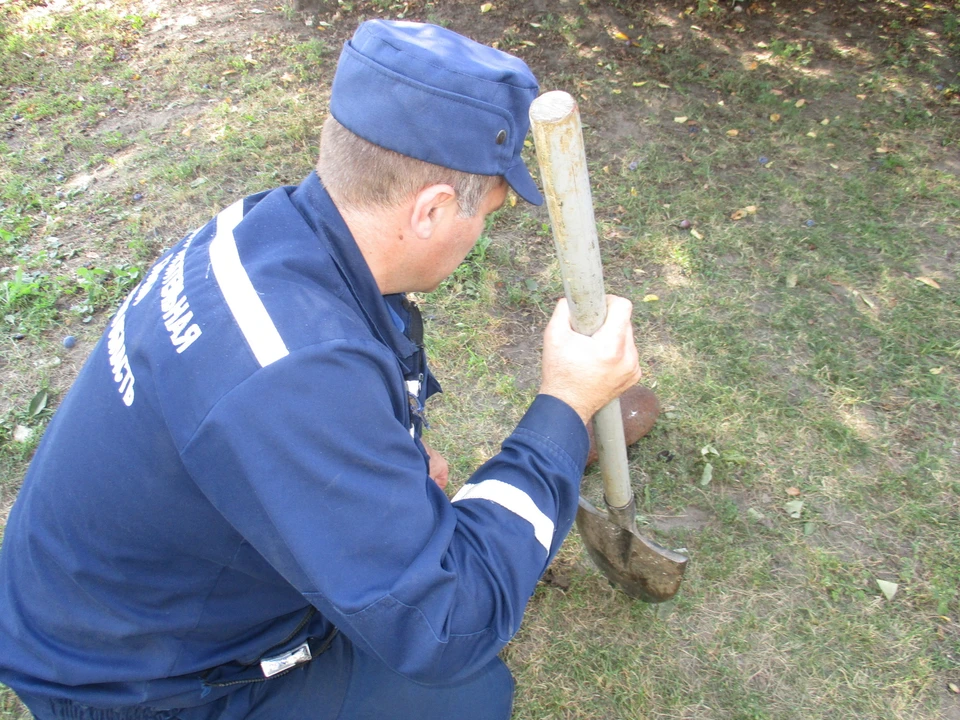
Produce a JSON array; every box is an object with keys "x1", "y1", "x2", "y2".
[
  {"x1": 159, "y1": 234, "x2": 202, "y2": 354},
  {"x1": 106, "y1": 295, "x2": 135, "y2": 406}
]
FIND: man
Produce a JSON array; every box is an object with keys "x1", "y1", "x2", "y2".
[{"x1": 0, "y1": 20, "x2": 641, "y2": 720}]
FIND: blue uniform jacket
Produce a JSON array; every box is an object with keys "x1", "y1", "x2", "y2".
[{"x1": 0, "y1": 173, "x2": 588, "y2": 708}]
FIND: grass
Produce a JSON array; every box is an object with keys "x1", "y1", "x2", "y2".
[{"x1": 1, "y1": 0, "x2": 959, "y2": 718}]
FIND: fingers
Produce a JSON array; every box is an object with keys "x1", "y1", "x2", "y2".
[{"x1": 596, "y1": 295, "x2": 634, "y2": 340}]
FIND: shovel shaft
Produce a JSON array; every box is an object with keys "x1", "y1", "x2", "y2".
[{"x1": 530, "y1": 91, "x2": 634, "y2": 513}]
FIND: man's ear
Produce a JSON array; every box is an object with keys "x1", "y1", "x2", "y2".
[{"x1": 410, "y1": 184, "x2": 457, "y2": 240}]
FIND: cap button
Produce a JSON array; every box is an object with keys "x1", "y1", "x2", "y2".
[{"x1": 496, "y1": 129, "x2": 507, "y2": 145}]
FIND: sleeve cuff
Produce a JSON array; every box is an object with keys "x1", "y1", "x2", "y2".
[{"x1": 516, "y1": 394, "x2": 590, "y2": 470}]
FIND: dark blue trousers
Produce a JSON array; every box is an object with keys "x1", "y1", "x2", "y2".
[{"x1": 17, "y1": 634, "x2": 514, "y2": 720}]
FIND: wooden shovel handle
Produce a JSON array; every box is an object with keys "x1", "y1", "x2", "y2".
[{"x1": 530, "y1": 91, "x2": 634, "y2": 511}]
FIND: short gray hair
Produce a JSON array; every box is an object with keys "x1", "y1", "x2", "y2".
[{"x1": 317, "y1": 116, "x2": 503, "y2": 218}]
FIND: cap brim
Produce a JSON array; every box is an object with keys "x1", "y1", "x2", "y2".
[{"x1": 504, "y1": 162, "x2": 543, "y2": 206}]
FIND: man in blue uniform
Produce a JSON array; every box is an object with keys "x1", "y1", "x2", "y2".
[{"x1": 0, "y1": 20, "x2": 642, "y2": 720}]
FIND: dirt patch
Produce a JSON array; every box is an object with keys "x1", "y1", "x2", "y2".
[
  {"x1": 495, "y1": 310, "x2": 546, "y2": 393},
  {"x1": 649, "y1": 505, "x2": 714, "y2": 532}
]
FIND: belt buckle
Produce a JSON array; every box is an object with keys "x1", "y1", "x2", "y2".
[{"x1": 260, "y1": 641, "x2": 312, "y2": 678}]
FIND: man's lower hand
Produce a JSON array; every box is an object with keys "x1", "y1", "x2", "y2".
[
  {"x1": 422, "y1": 440, "x2": 450, "y2": 490},
  {"x1": 539, "y1": 296, "x2": 643, "y2": 425}
]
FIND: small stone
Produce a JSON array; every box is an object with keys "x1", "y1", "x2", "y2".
[
  {"x1": 805, "y1": 219, "x2": 816, "y2": 227},
  {"x1": 758, "y1": 156, "x2": 769, "y2": 165},
  {"x1": 628, "y1": 161, "x2": 639, "y2": 171},
  {"x1": 13, "y1": 425, "x2": 33, "y2": 443},
  {"x1": 132, "y1": 193, "x2": 143, "y2": 202},
  {"x1": 679, "y1": 219, "x2": 691, "y2": 229},
  {"x1": 62, "y1": 335, "x2": 76, "y2": 349},
  {"x1": 12, "y1": 333, "x2": 24, "y2": 340}
]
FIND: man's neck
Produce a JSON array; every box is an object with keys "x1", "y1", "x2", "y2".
[{"x1": 336, "y1": 202, "x2": 410, "y2": 296}]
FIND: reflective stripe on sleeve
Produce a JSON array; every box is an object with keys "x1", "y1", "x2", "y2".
[
  {"x1": 209, "y1": 200, "x2": 289, "y2": 367},
  {"x1": 451, "y1": 480, "x2": 554, "y2": 553}
]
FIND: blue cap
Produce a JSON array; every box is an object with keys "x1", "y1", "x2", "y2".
[{"x1": 329, "y1": 20, "x2": 543, "y2": 206}]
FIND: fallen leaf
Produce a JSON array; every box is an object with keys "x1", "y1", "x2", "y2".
[
  {"x1": 28, "y1": 390, "x2": 48, "y2": 417},
  {"x1": 948, "y1": 682, "x2": 960, "y2": 695},
  {"x1": 785, "y1": 500, "x2": 804, "y2": 519},
  {"x1": 877, "y1": 579, "x2": 898, "y2": 601},
  {"x1": 771, "y1": 89, "x2": 784, "y2": 96},
  {"x1": 744, "y1": 205, "x2": 757, "y2": 214},
  {"x1": 795, "y1": 98, "x2": 806, "y2": 107},
  {"x1": 916, "y1": 276, "x2": 941, "y2": 289},
  {"x1": 657, "y1": 82, "x2": 671, "y2": 89},
  {"x1": 930, "y1": 367, "x2": 943, "y2": 375},
  {"x1": 690, "y1": 228, "x2": 704, "y2": 240},
  {"x1": 479, "y1": 2, "x2": 493, "y2": 12},
  {"x1": 747, "y1": 508, "x2": 766, "y2": 522},
  {"x1": 509, "y1": 194, "x2": 517, "y2": 207},
  {"x1": 786, "y1": 486, "x2": 801, "y2": 496},
  {"x1": 612, "y1": 30, "x2": 629, "y2": 41},
  {"x1": 700, "y1": 463, "x2": 713, "y2": 486},
  {"x1": 770, "y1": 113, "x2": 781, "y2": 122},
  {"x1": 642, "y1": 294, "x2": 659, "y2": 302},
  {"x1": 280, "y1": 72, "x2": 296, "y2": 83},
  {"x1": 859, "y1": 293, "x2": 876, "y2": 309},
  {"x1": 856, "y1": 94, "x2": 867, "y2": 100},
  {"x1": 806, "y1": 131, "x2": 818, "y2": 138},
  {"x1": 786, "y1": 272, "x2": 798, "y2": 288},
  {"x1": 830, "y1": 163, "x2": 839, "y2": 169},
  {"x1": 821, "y1": 118, "x2": 830, "y2": 125},
  {"x1": 747, "y1": 61, "x2": 758, "y2": 71},
  {"x1": 726, "y1": 129, "x2": 740, "y2": 136},
  {"x1": 803, "y1": 521, "x2": 815, "y2": 535},
  {"x1": 876, "y1": 146, "x2": 891, "y2": 153},
  {"x1": 674, "y1": 116, "x2": 688, "y2": 123},
  {"x1": 633, "y1": 81, "x2": 648, "y2": 87},
  {"x1": 731, "y1": 209, "x2": 746, "y2": 221},
  {"x1": 701, "y1": 444, "x2": 719, "y2": 457}
]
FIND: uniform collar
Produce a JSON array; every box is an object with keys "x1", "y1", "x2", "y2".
[{"x1": 290, "y1": 172, "x2": 418, "y2": 362}]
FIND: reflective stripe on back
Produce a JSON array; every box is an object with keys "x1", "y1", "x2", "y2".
[{"x1": 209, "y1": 200, "x2": 289, "y2": 367}]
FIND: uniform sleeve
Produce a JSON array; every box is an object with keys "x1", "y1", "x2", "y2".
[{"x1": 180, "y1": 338, "x2": 587, "y2": 683}]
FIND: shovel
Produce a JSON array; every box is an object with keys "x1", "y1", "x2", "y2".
[{"x1": 529, "y1": 91, "x2": 688, "y2": 602}]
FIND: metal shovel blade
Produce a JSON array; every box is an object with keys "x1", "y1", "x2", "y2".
[{"x1": 576, "y1": 497, "x2": 688, "y2": 603}]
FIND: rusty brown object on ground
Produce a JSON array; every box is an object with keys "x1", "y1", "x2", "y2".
[{"x1": 585, "y1": 385, "x2": 659, "y2": 467}]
